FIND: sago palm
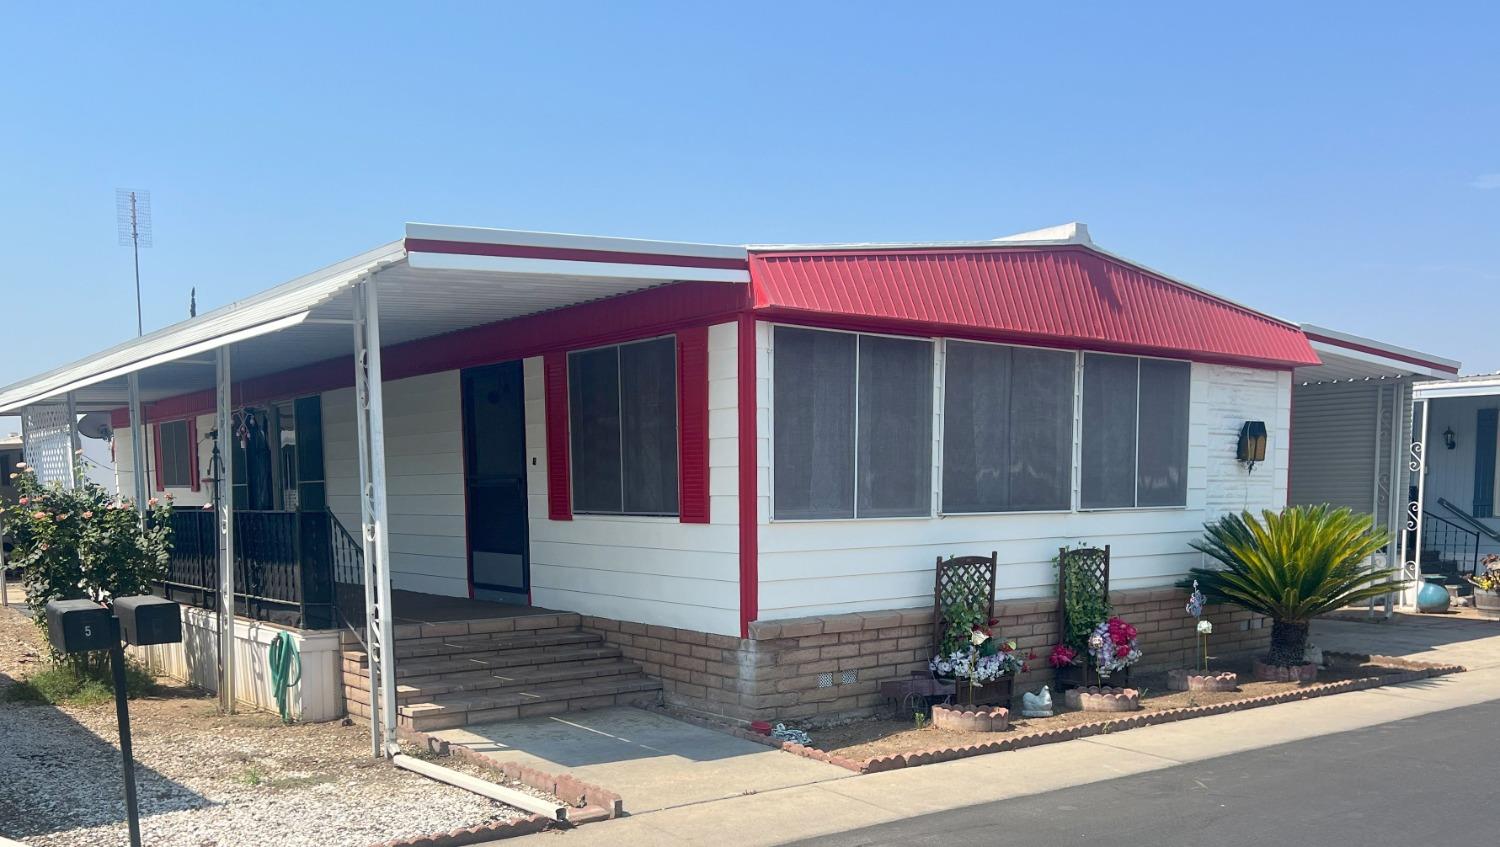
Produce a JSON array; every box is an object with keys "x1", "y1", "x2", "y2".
[{"x1": 1182, "y1": 505, "x2": 1405, "y2": 667}]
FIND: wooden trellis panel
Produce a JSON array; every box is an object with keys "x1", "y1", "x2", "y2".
[
  {"x1": 1056, "y1": 545, "x2": 1112, "y2": 643},
  {"x1": 932, "y1": 552, "x2": 998, "y2": 654}
]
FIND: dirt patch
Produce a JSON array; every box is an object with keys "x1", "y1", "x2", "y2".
[
  {"x1": 0, "y1": 601, "x2": 550, "y2": 847},
  {"x1": 809, "y1": 657, "x2": 1420, "y2": 762}
]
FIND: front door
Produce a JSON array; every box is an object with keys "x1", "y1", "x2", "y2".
[{"x1": 461, "y1": 361, "x2": 530, "y2": 603}]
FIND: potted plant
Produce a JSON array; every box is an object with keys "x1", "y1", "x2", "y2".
[
  {"x1": 1467, "y1": 554, "x2": 1500, "y2": 620},
  {"x1": 1183, "y1": 505, "x2": 1404, "y2": 682},
  {"x1": 929, "y1": 596, "x2": 1030, "y2": 705}
]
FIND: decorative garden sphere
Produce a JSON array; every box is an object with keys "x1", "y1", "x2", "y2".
[{"x1": 1415, "y1": 577, "x2": 1451, "y2": 614}]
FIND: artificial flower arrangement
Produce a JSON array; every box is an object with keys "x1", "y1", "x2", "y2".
[
  {"x1": 1187, "y1": 579, "x2": 1212, "y2": 671},
  {"x1": 1466, "y1": 554, "x2": 1500, "y2": 593},
  {"x1": 930, "y1": 596, "x2": 1032, "y2": 690},
  {"x1": 1087, "y1": 616, "x2": 1141, "y2": 678}
]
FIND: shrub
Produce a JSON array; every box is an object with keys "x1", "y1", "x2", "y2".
[
  {"x1": 4, "y1": 657, "x2": 155, "y2": 706},
  {"x1": 1183, "y1": 505, "x2": 1404, "y2": 666}
]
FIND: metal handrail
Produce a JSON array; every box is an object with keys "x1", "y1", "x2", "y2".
[{"x1": 1436, "y1": 497, "x2": 1500, "y2": 543}]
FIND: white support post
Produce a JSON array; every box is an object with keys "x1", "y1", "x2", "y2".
[
  {"x1": 352, "y1": 284, "x2": 382, "y2": 758},
  {"x1": 1, "y1": 504, "x2": 7, "y2": 607},
  {"x1": 65, "y1": 391, "x2": 81, "y2": 489},
  {"x1": 354, "y1": 277, "x2": 398, "y2": 756},
  {"x1": 1403, "y1": 398, "x2": 1430, "y2": 610},
  {"x1": 127, "y1": 372, "x2": 149, "y2": 516},
  {"x1": 216, "y1": 346, "x2": 237, "y2": 714}
]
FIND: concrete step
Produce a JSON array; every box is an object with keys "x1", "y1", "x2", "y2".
[
  {"x1": 342, "y1": 629, "x2": 605, "y2": 666},
  {"x1": 392, "y1": 674, "x2": 664, "y2": 732},
  {"x1": 343, "y1": 643, "x2": 624, "y2": 681},
  {"x1": 342, "y1": 612, "x2": 584, "y2": 646},
  {"x1": 344, "y1": 658, "x2": 645, "y2": 706}
]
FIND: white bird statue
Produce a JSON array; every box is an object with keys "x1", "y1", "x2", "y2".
[{"x1": 1022, "y1": 685, "x2": 1054, "y2": 717}]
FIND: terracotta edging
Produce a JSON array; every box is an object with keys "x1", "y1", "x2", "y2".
[
  {"x1": 724, "y1": 659, "x2": 1466, "y2": 775},
  {"x1": 369, "y1": 815, "x2": 552, "y2": 847},
  {"x1": 389, "y1": 726, "x2": 625, "y2": 836}
]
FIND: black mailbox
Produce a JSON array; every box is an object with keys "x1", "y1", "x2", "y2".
[
  {"x1": 114, "y1": 595, "x2": 183, "y2": 647},
  {"x1": 44, "y1": 598, "x2": 114, "y2": 654}
]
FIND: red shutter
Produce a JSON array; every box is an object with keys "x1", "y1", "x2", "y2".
[
  {"x1": 677, "y1": 327, "x2": 710, "y2": 524},
  {"x1": 543, "y1": 351, "x2": 572, "y2": 521},
  {"x1": 187, "y1": 418, "x2": 201, "y2": 492},
  {"x1": 151, "y1": 423, "x2": 165, "y2": 492}
]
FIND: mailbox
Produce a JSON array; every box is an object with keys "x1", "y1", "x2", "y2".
[
  {"x1": 44, "y1": 598, "x2": 114, "y2": 654},
  {"x1": 114, "y1": 595, "x2": 183, "y2": 647}
]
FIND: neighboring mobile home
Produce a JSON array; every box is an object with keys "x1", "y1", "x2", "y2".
[{"x1": 0, "y1": 221, "x2": 1456, "y2": 731}]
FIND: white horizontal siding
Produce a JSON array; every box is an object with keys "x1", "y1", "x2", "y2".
[
  {"x1": 526, "y1": 322, "x2": 743, "y2": 635},
  {"x1": 323, "y1": 370, "x2": 469, "y2": 597},
  {"x1": 754, "y1": 318, "x2": 1292, "y2": 621}
]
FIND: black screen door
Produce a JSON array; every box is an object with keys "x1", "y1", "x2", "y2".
[{"x1": 462, "y1": 361, "x2": 530, "y2": 600}]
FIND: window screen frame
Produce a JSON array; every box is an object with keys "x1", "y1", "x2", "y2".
[
  {"x1": 768, "y1": 324, "x2": 937, "y2": 522},
  {"x1": 937, "y1": 338, "x2": 1081, "y2": 516},
  {"x1": 156, "y1": 418, "x2": 195, "y2": 490},
  {"x1": 1077, "y1": 351, "x2": 1193, "y2": 512},
  {"x1": 566, "y1": 334, "x2": 681, "y2": 518}
]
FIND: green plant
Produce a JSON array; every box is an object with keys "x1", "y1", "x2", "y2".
[
  {"x1": 3, "y1": 658, "x2": 154, "y2": 706},
  {"x1": 1055, "y1": 545, "x2": 1110, "y2": 649},
  {"x1": 913, "y1": 711, "x2": 927, "y2": 730},
  {"x1": 1184, "y1": 505, "x2": 1403, "y2": 667}
]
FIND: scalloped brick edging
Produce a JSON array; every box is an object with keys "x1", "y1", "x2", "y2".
[
  {"x1": 1253, "y1": 658, "x2": 1319, "y2": 682},
  {"x1": 1167, "y1": 669, "x2": 1240, "y2": 692},
  {"x1": 931, "y1": 704, "x2": 1010, "y2": 732},
  {"x1": 368, "y1": 815, "x2": 553, "y2": 847},
  {"x1": 1064, "y1": 686, "x2": 1141, "y2": 712},
  {"x1": 716, "y1": 659, "x2": 1465, "y2": 775},
  {"x1": 389, "y1": 726, "x2": 624, "y2": 838}
]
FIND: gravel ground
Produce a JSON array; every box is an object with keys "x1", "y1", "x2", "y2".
[{"x1": 0, "y1": 601, "x2": 538, "y2": 847}]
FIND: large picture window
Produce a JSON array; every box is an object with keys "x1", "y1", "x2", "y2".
[
  {"x1": 568, "y1": 336, "x2": 679, "y2": 516},
  {"x1": 942, "y1": 341, "x2": 1075, "y2": 513},
  {"x1": 772, "y1": 326, "x2": 933, "y2": 519},
  {"x1": 1081, "y1": 353, "x2": 1190, "y2": 508}
]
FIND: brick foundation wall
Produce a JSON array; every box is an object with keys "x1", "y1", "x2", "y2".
[{"x1": 583, "y1": 587, "x2": 1271, "y2": 727}]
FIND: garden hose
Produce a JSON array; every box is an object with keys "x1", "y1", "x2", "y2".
[{"x1": 268, "y1": 631, "x2": 301, "y2": 724}]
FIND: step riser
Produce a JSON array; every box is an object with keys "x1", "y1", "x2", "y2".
[
  {"x1": 405, "y1": 690, "x2": 663, "y2": 732},
  {"x1": 343, "y1": 662, "x2": 641, "y2": 705},
  {"x1": 343, "y1": 630, "x2": 600, "y2": 665},
  {"x1": 341, "y1": 647, "x2": 623, "y2": 680},
  {"x1": 341, "y1": 614, "x2": 585, "y2": 646}
]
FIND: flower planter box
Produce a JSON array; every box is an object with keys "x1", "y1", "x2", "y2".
[
  {"x1": 1064, "y1": 686, "x2": 1140, "y2": 712},
  {"x1": 1054, "y1": 663, "x2": 1130, "y2": 692},
  {"x1": 941, "y1": 676, "x2": 1014, "y2": 707},
  {"x1": 1474, "y1": 589, "x2": 1500, "y2": 621},
  {"x1": 931, "y1": 704, "x2": 1010, "y2": 732}
]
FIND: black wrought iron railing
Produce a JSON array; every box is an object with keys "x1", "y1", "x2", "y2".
[
  {"x1": 330, "y1": 512, "x2": 367, "y2": 640},
  {"x1": 1417, "y1": 511, "x2": 1481, "y2": 579},
  {"x1": 162, "y1": 508, "x2": 362, "y2": 631}
]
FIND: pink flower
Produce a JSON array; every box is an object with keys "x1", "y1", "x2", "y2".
[
  {"x1": 81, "y1": 511, "x2": 93, "y2": 519},
  {"x1": 17, "y1": 497, "x2": 28, "y2": 506},
  {"x1": 32, "y1": 511, "x2": 48, "y2": 521},
  {"x1": 147, "y1": 498, "x2": 159, "y2": 507}
]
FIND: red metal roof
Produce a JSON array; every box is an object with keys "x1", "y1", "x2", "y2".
[{"x1": 748, "y1": 246, "x2": 1319, "y2": 368}]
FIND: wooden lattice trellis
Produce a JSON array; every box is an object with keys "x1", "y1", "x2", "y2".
[
  {"x1": 932, "y1": 552, "x2": 998, "y2": 655},
  {"x1": 1056, "y1": 545, "x2": 1121, "y2": 690}
]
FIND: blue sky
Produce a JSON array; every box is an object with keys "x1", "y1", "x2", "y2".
[{"x1": 2, "y1": 1, "x2": 1497, "y2": 391}]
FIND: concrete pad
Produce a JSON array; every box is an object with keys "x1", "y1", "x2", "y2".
[
  {"x1": 436, "y1": 706, "x2": 850, "y2": 812},
  {"x1": 1313, "y1": 616, "x2": 1500, "y2": 670}
]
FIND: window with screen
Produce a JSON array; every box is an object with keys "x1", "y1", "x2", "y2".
[
  {"x1": 1081, "y1": 353, "x2": 1190, "y2": 508},
  {"x1": 772, "y1": 326, "x2": 933, "y2": 519},
  {"x1": 942, "y1": 341, "x2": 1075, "y2": 513},
  {"x1": 568, "y1": 336, "x2": 679, "y2": 516},
  {"x1": 157, "y1": 419, "x2": 194, "y2": 489}
]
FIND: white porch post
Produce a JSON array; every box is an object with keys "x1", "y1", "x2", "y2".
[
  {"x1": 354, "y1": 277, "x2": 398, "y2": 756},
  {"x1": 127, "y1": 372, "x2": 150, "y2": 515},
  {"x1": 1403, "y1": 397, "x2": 1430, "y2": 609},
  {"x1": 65, "y1": 391, "x2": 81, "y2": 488},
  {"x1": 216, "y1": 346, "x2": 237, "y2": 714}
]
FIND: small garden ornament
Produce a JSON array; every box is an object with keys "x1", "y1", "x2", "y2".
[
  {"x1": 1168, "y1": 580, "x2": 1239, "y2": 692},
  {"x1": 1021, "y1": 685, "x2": 1054, "y2": 718}
]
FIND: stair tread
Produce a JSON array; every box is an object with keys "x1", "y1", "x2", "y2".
[
  {"x1": 343, "y1": 629, "x2": 604, "y2": 663},
  {"x1": 347, "y1": 659, "x2": 643, "y2": 701},
  {"x1": 399, "y1": 674, "x2": 662, "y2": 716},
  {"x1": 344, "y1": 645, "x2": 624, "y2": 680}
]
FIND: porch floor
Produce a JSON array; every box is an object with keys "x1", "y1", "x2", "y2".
[{"x1": 387, "y1": 589, "x2": 559, "y2": 626}]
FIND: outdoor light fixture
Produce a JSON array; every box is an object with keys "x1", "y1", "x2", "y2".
[
  {"x1": 1237, "y1": 420, "x2": 1268, "y2": 472},
  {"x1": 1444, "y1": 427, "x2": 1456, "y2": 450}
]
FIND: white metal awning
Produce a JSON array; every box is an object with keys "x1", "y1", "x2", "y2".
[
  {"x1": 1295, "y1": 324, "x2": 1461, "y2": 384},
  {"x1": 0, "y1": 224, "x2": 750, "y2": 415}
]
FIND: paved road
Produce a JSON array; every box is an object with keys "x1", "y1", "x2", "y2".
[{"x1": 791, "y1": 699, "x2": 1498, "y2": 847}]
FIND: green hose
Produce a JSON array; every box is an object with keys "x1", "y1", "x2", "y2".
[{"x1": 268, "y1": 631, "x2": 302, "y2": 724}]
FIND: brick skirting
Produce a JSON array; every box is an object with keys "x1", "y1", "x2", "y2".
[{"x1": 583, "y1": 587, "x2": 1271, "y2": 726}]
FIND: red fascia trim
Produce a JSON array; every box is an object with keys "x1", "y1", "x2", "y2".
[
  {"x1": 736, "y1": 313, "x2": 758, "y2": 638},
  {"x1": 1303, "y1": 332, "x2": 1460, "y2": 375},
  {"x1": 543, "y1": 351, "x2": 572, "y2": 521},
  {"x1": 111, "y1": 281, "x2": 746, "y2": 426},
  {"x1": 151, "y1": 422, "x2": 164, "y2": 492},
  {"x1": 404, "y1": 238, "x2": 750, "y2": 272},
  {"x1": 753, "y1": 307, "x2": 1308, "y2": 371},
  {"x1": 676, "y1": 327, "x2": 710, "y2": 524}
]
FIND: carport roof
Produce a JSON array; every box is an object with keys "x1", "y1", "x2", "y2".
[{"x1": 1296, "y1": 324, "x2": 1461, "y2": 384}]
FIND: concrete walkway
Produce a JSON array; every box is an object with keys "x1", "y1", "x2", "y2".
[
  {"x1": 436, "y1": 707, "x2": 850, "y2": 812},
  {"x1": 496, "y1": 614, "x2": 1500, "y2": 847}
]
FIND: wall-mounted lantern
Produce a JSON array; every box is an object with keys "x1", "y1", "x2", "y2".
[
  {"x1": 1444, "y1": 427, "x2": 1456, "y2": 450},
  {"x1": 1237, "y1": 421, "x2": 1268, "y2": 472}
]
